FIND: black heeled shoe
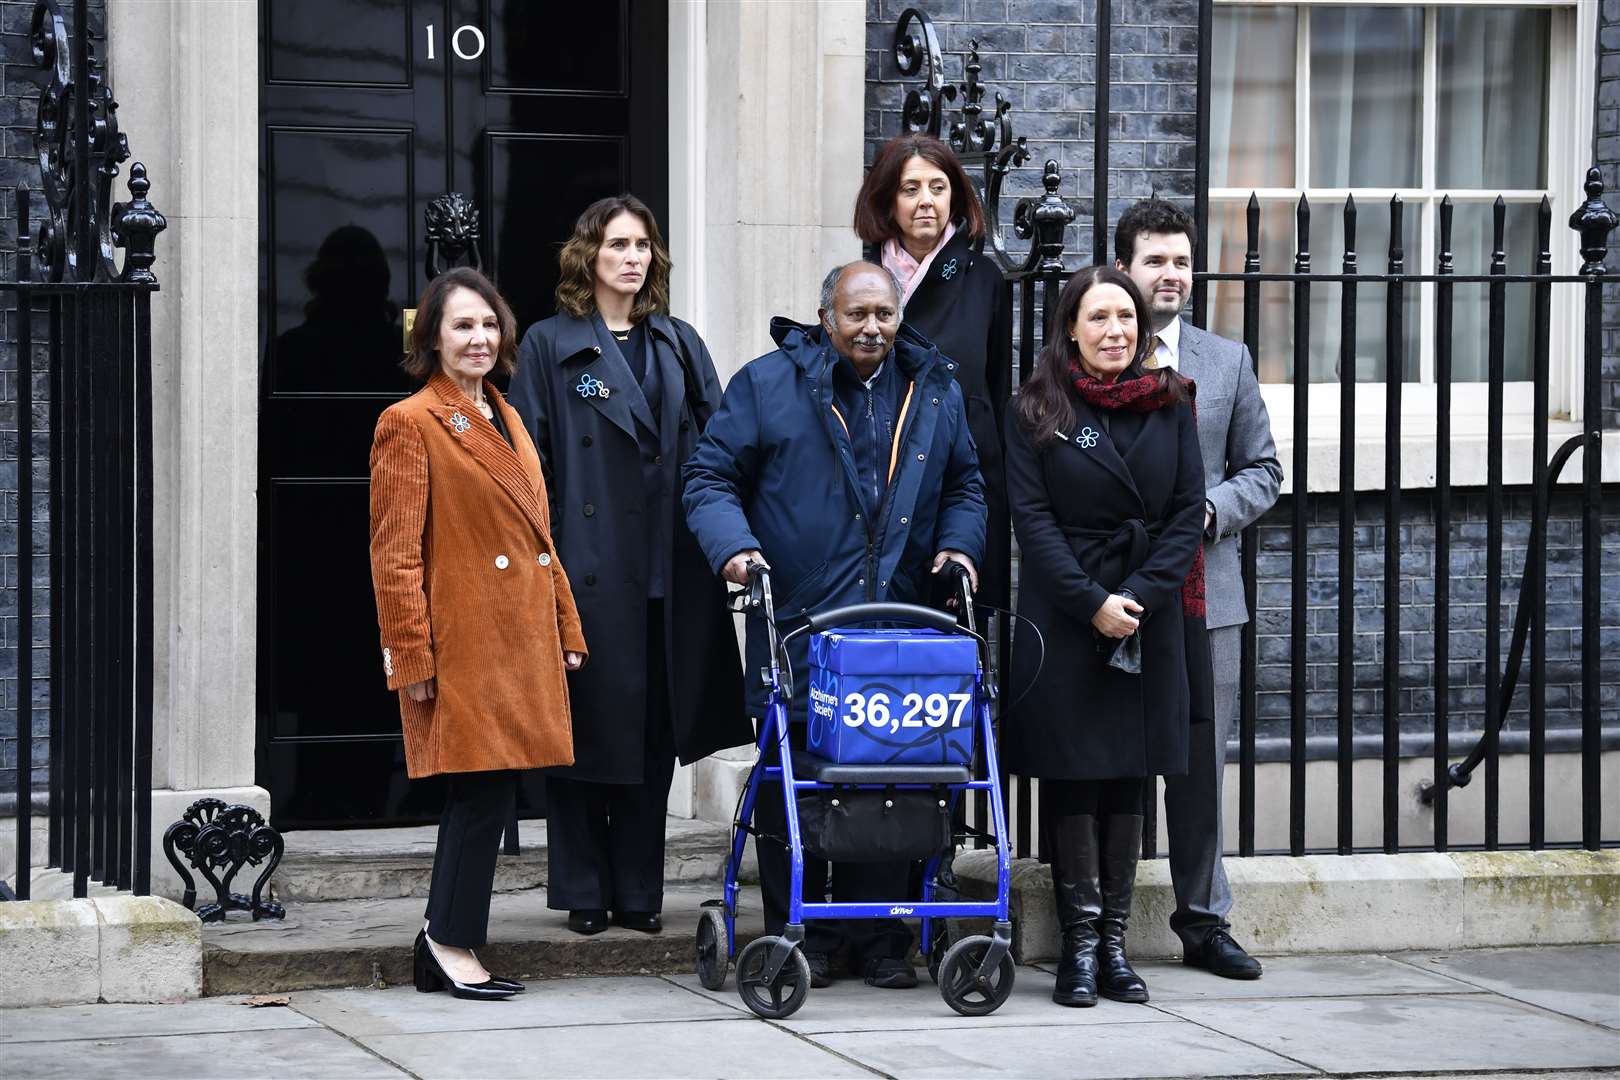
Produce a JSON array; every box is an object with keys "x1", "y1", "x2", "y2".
[
  {"x1": 418, "y1": 931, "x2": 525, "y2": 991},
  {"x1": 414, "y1": 931, "x2": 516, "y2": 1000}
]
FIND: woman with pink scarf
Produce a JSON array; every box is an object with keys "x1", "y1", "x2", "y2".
[{"x1": 854, "y1": 135, "x2": 1010, "y2": 608}]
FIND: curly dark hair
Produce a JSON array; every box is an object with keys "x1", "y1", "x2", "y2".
[
  {"x1": 1015, "y1": 265, "x2": 1186, "y2": 446},
  {"x1": 554, "y1": 194, "x2": 671, "y2": 322},
  {"x1": 1114, "y1": 198, "x2": 1198, "y2": 268},
  {"x1": 853, "y1": 135, "x2": 986, "y2": 246},
  {"x1": 402, "y1": 267, "x2": 519, "y2": 381}
]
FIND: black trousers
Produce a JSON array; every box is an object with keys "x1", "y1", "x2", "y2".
[
  {"x1": 754, "y1": 721, "x2": 913, "y2": 968},
  {"x1": 1042, "y1": 776, "x2": 1148, "y2": 817},
  {"x1": 424, "y1": 769, "x2": 519, "y2": 948},
  {"x1": 545, "y1": 602, "x2": 676, "y2": 913}
]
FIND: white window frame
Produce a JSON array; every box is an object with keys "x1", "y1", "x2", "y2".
[{"x1": 1209, "y1": 0, "x2": 1610, "y2": 491}]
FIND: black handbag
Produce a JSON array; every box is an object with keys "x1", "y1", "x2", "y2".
[{"x1": 797, "y1": 787, "x2": 953, "y2": 863}]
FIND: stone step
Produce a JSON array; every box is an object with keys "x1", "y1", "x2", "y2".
[
  {"x1": 271, "y1": 815, "x2": 756, "y2": 903},
  {"x1": 203, "y1": 884, "x2": 765, "y2": 996}
]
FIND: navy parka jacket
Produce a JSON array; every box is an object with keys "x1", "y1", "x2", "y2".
[{"x1": 682, "y1": 318, "x2": 987, "y2": 716}]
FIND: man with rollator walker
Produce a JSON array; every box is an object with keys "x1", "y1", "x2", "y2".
[{"x1": 683, "y1": 260, "x2": 989, "y2": 997}]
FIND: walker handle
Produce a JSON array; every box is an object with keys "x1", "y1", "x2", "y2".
[{"x1": 802, "y1": 602, "x2": 962, "y2": 635}]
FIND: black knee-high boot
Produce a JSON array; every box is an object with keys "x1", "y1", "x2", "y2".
[
  {"x1": 1097, "y1": 813, "x2": 1149, "y2": 1003},
  {"x1": 1048, "y1": 814, "x2": 1102, "y2": 1007}
]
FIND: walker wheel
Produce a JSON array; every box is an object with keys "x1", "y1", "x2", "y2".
[
  {"x1": 735, "y1": 936, "x2": 811, "y2": 1020},
  {"x1": 938, "y1": 935, "x2": 1015, "y2": 1017},
  {"x1": 695, "y1": 907, "x2": 729, "y2": 991}
]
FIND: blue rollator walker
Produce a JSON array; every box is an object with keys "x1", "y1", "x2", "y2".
[{"x1": 694, "y1": 561, "x2": 1016, "y2": 1019}]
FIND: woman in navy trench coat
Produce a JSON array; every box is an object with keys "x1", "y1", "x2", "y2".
[
  {"x1": 1004, "y1": 266, "x2": 1205, "y2": 1010},
  {"x1": 507, "y1": 195, "x2": 748, "y2": 937}
]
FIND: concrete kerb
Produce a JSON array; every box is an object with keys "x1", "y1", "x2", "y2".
[
  {"x1": 954, "y1": 848, "x2": 1620, "y2": 964},
  {"x1": 0, "y1": 894, "x2": 202, "y2": 1008}
]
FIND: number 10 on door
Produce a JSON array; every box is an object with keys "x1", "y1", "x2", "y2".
[{"x1": 425, "y1": 24, "x2": 486, "y2": 61}]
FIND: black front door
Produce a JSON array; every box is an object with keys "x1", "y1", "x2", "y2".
[{"x1": 257, "y1": 0, "x2": 667, "y2": 827}]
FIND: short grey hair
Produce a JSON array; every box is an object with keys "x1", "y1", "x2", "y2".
[{"x1": 818, "y1": 261, "x2": 904, "y2": 318}]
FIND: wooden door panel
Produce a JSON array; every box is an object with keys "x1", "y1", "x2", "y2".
[{"x1": 265, "y1": 0, "x2": 416, "y2": 88}]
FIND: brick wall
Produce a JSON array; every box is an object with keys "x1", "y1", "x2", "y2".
[
  {"x1": 1599, "y1": 0, "x2": 1619, "y2": 428},
  {"x1": 1250, "y1": 491, "x2": 1620, "y2": 746},
  {"x1": 865, "y1": 0, "x2": 1199, "y2": 270},
  {"x1": 0, "y1": 0, "x2": 104, "y2": 800}
]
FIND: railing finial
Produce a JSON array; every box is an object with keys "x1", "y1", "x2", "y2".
[
  {"x1": 1013, "y1": 160, "x2": 1074, "y2": 274},
  {"x1": 1569, "y1": 166, "x2": 1618, "y2": 275},
  {"x1": 112, "y1": 162, "x2": 166, "y2": 284}
]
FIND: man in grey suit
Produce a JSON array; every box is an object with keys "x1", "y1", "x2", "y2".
[{"x1": 1116, "y1": 199, "x2": 1282, "y2": 979}]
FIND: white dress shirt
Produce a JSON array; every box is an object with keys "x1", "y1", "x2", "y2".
[{"x1": 1149, "y1": 315, "x2": 1182, "y2": 370}]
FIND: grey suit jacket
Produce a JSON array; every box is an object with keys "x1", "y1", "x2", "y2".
[{"x1": 1175, "y1": 321, "x2": 1283, "y2": 630}]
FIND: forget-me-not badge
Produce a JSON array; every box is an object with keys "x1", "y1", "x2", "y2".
[
  {"x1": 940, "y1": 258, "x2": 958, "y2": 281},
  {"x1": 576, "y1": 373, "x2": 610, "y2": 400},
  {"x1": 1078, "y1": 426, "x2": 1100, "y2": 448},
  {"x1": 449, "y1": 411, "x2": 471, "y2": 434}
]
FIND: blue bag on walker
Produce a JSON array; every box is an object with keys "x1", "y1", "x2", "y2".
[{"x1": 806, "y1": 628, "x2": 977, "y2": 765}]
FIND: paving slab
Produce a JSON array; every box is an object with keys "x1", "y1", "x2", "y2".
[
  {"x1": 1028, "y1": 954, "x2": 1481, "y2": 1002},
  {"x1": 292, "y1": 976, "x2": 745, "y2": 1035},
  {"x1": 354, "y1": 1018, "x2": 877, "y2": 1078},
  {"x1": 814, "y1": 1016, "x2": 1314, "y2": 1078},
  {"x1": 1, "y1": 1027, "x2": 409, "y2": 1079},
  {"x1": 1396, "y1": 944, "x2": 1620, "y2": 1029},
  {"x1": 0, "y1": 998, "x2": 319, "y2": 1043},
  {"x1": 203, "y1": 884, "x2": 764, "y2": 994},
  {"x1": 667, "y1": 965, "x2": 1181, "y2": 1033},
  {"x1": 1155, "y1": 993, "x2": 1620, "y2": 1074}
]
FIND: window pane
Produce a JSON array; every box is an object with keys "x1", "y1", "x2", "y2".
[
  {"x1": 1207, "y1": 199, "x2": 1296, "y2": 384},
  {"x1": 1207, "y1": 198, "x2": 1420, "y2": 384},
  {"x1": 1309, "y1": 7, "x2": 1423, "y2": 189},
  {"x1": 1211, "y1": 5, "x2": 1297, "y2": 189},
  {"x1": 1311, "y1": 199, "x2": 1421, "y2": 383},
  {"x1": 1437, "y1": 9, "x2": 1549, "y2": 190},
  {"x1": 1443, "y1": 202, "x2": 1541, "y2": 382}
]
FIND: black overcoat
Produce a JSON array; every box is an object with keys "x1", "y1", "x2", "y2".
[
  {"x1": 508, "y1": 311, "x2": 749, "y2": 784},
  {"x1": 875, "y1": 226, "x2": 1011, "y2": 606},
  {"x1": 1003, "y1": 395, "x2": 1206, "y2": 781}
]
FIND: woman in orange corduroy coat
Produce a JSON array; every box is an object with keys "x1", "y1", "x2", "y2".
[{"x1": 369, "y1": 266, "x2": 587, "y2": 1000}]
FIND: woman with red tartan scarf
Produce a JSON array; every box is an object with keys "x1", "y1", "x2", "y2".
[{"x1": 1004, "y1": 265, "x2": 1213, "y2": 1009}]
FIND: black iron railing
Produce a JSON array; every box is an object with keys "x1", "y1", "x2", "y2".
[
  {"x1": 1, "y1": 0, "x2": 163, "y2": 900},
  {"x1": 890, "y1": 4, "x2": 1618, "y2": 862},
  {"x1": 1201, "y1": 186, "x2": 1617, "y2": 856}
]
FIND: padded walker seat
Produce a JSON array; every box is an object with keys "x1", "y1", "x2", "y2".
[{"x1": 794, "y1": 752, "x2": 972, "y2": 786}]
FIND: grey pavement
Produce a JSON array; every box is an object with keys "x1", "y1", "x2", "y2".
[{"x1": 3, "y1": 945, "x2": 1616, "y2": 1079}]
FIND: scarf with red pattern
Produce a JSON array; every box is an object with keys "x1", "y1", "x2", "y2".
[{"x1": 1068, "y1": 364, "x2": 1206, "y2": 619}]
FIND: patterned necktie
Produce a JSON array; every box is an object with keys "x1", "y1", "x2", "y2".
[{"x1": 1144, "y1": 334, "x2": 1163, "y2": 369}]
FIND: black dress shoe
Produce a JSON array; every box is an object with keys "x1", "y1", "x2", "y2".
[
  {"x1": 806, "y1": 952, "x2": 834, "y2": 989},
  {"x1": 1183, "y1": 929, "x2": 1263, "y2": 979},
  {"x1": 612, "y1": 910, "x2": 662, "y2": 933},
  {"x1": 413, "y1": 932, "x2": 516, "y2": 1000},
  {"x1": 567, "y1": 909, "x2": 609, "y2": 935}
]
